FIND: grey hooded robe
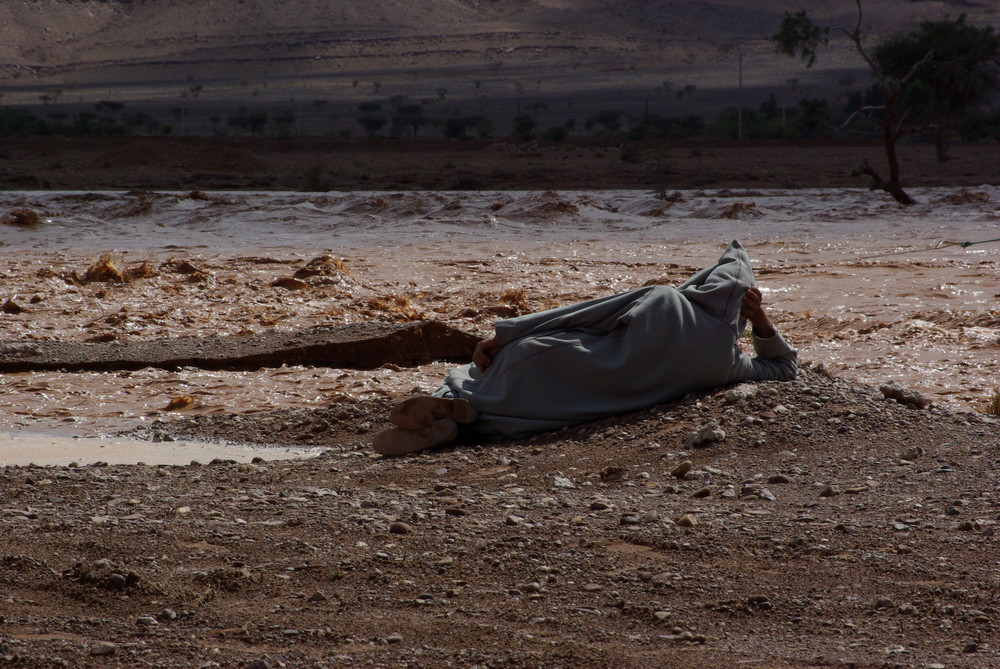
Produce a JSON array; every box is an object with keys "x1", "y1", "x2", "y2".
[{"x1": 436, "y1": 240, "x2": 797, "y2": 438}]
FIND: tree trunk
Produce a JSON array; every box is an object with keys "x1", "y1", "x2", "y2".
[
  {"x1": 881, "y1": 130, "x2": 916, "y2": 205},
  {"x1": 860, "y1": 95, "x2": 916, "y2": 205}
]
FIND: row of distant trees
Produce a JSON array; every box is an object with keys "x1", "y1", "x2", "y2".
[{"x1": 3, "y1": 94, "x2": 1000, "y2": 144}]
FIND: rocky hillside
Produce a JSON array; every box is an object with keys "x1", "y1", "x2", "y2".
[{"x1": 1, "y1": 1, "x2": 995, "y2": 133}]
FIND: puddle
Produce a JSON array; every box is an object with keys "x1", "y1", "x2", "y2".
[{"x1": 0, "y1": 432, "x2": 327, "y2": 467}]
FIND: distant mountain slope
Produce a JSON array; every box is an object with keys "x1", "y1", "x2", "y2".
[
  {"x1": 1, "y1": 0, "x2": 994, "y2": 133},
  {"x1": 3, "y1": 0, "x2": 992, "y2": 68}
]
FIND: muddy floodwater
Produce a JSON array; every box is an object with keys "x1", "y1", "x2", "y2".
[{"x1": 0, "y1": 187, "x2": 997, "y2": 441}]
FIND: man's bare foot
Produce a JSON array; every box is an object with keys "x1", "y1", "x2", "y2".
[
  {"x1": 388, "y1": 396, "x2": 477, "y2": 430},
  {"x1": 372, "y1": 418, "x2": 459, "y2": 456}
]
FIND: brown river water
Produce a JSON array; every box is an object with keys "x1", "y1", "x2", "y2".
[{"x1": 0, "y1": 187, "x2": 997, "y2": 445}]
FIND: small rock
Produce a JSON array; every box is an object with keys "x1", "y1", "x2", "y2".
[
  {"x1": 819, "y1": 485, "x2": 839, "y2": 498},
  {"x1": 723, "y1": 384, "x2": 758, "y2": 404},
  {"x1": 670, "y1": 461, "x2": 693, "y2": 478},
  {"x1": 879, "y1": 382, "x2": 931, "y2": 409},
  {"x1": 271, "y1": 276, "x2": 311, "y2": 290},
  {"x1": 307, "y1": 591, "x2": 327, "y2": 603},
  {"x1": 690, "y1": 486, "x2": 712, "y2": 499},
  {"x1": 388, "y1": 521, "x2": 413, "y2": 535},
  {"x1": 600, "y1": 466, "x2": 625, "y2": 482},
  {"x1": 874, "y1": 597, "x2": 895, "y2": 610},
  {"x1": 89, "y1": 642, "x2": 116, "y2": 657},
  {"x1": 675, "y1": 513, "x2": 698, "y2": 528},
  {"x1": 136, "y1": 616, "x2": 159, "y2": 627},
  {"x1": 106, "y1": 573, "x2": 127, "y2": 590},
  {"x1": 386, "y1": 633, "x2": 404, "y2": 644},
  {"x1": 620, "y1": 514, "x2": 642, "y2": 526},
  {"x1": 2, "y1": 207, "x2": 42, "y2": 227},
  {"x1": 590, "y1": 500, "x2": 613, "y2": 511},
  {"x1": 767, "y1": 475, "x2": 792, "y2": 484},
  {"x1": 684, "y1": 421, "x2": 726, "y2": 448},
  {"x1": 505, "y1": 515, "x2": 525, "y2": 526},
  {"x1": 1, "y1": 299, "x2": 25, "y2": 314}
]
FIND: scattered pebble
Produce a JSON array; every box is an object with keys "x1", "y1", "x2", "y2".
[
  {"x1": 675, "y1": 513, "x2": 698, "y2": 528},
  {"x1": 670, "y1": 461, "x2": 693, "y2": 478},
  {"x1": 89, "y1": 642, "x2": 116, "y2": 657},
  {"x1": 684, "y1": 421, "x2": 726, "y2": 448},
  {"x1": 880, "y1": 382, "x2": 931, "y2": 409},
  {"x1": 389, "y1": 521, "x2": 413, "y2": 535}
]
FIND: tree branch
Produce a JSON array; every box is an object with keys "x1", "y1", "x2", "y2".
[
  {"x1": 834, "y1": 0, "x2": 881, "y2": 80},
  {"x1": 899, "y1": 49, "x2": 937, "y2": 85},
  {"x1": 830, "y1": 108, "x2": 868, "y2": 133}
]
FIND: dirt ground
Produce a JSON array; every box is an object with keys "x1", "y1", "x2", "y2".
[
  {"x1": 1, "y1": 138, "x2": 999, "y2": 667},
  {"x1": 2, "y1": 366, "x2": 997, "y2": 668},
  {"x1": 2, "y1": 135, "x2": 998, "y2": 193}
]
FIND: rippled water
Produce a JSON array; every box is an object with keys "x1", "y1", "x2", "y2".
[
  {"x1": 3, "y1": 187, "x2": 998, "y2": 252},
  {"x1": 1, "y1": 187, "x2": 997, "y2": 437}
]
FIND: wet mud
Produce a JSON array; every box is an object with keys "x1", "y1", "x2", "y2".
[{"x1": 0, "y1": 321, "x2": 478, "y2": 373}]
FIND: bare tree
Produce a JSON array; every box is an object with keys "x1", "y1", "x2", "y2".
[{"x1": 774, "y1": 1, "x2": 999, "y2": 204}]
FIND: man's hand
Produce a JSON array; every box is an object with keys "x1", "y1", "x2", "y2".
[
  {"x1": 740, "y1": 286, "x2": 775, "y2": 338},
  {"x1": 473, "y1": 336, "x2": 501, "y2": 370}
]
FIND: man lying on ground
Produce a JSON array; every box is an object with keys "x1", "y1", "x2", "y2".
[{"x1": 373, "y1": 240, "x2": 797, "y2": 456}]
